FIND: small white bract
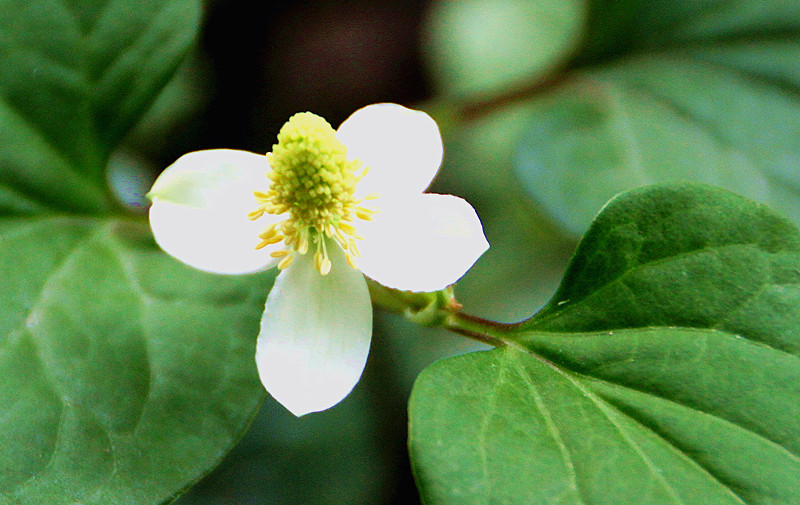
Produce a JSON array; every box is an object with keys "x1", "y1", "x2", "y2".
[{"x1": 147, "y1": 103, "x2": 489, "y2": 416}]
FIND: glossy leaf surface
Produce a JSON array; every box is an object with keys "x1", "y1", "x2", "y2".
[{"x1": 410, "y1": 184, "x2": 800, "y2": 505}]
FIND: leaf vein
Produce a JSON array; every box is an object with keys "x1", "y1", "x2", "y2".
[
  {"x1": 98, "y1": 223, "x2": 155, "y2": 437},
  {"x1": 586, "y1": 370, "x2": 800, "y2": 467},
  {"x1": 549, "y1": 365, "x2": 690, "y2": 505},
  {"x1": 590, "y1": 383, "x2": 750, "y2": 505},
  {"x1": 507, "y1": 352, "x2": 587, "y2": 505}
]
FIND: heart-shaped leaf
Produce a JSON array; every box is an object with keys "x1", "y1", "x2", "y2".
[
  {"x1": 0, "y1": 218, "x2": 268, "y2": 505},
  {"x1": 0, "y1": 1, "x2": 273, "y2": 503},
  {"x1": 410, "y1": 183, "x2": 800, "y2": 504},
  {"x1": 515, "y1": 0, "x2": 800, "y2": 235}
]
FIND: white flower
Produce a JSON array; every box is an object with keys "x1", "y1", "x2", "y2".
[{"x1": 147, "y1": 103, "x2": 489, "y2": 416}]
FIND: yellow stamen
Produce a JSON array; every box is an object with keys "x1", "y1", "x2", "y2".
[
  {"x1": 345, "y1": 252, "x2": 358, "y2": 269},
  {"x1": 258, "y1": 227, "x2": 279, "y2": 240},
  {"x1": 247, "y1": 111, "x2": 380, "y2": 274},
  {"x1": 278, "y1": 254, "x2": 294, "y2": 269},
  {"x1": 297, "y1": 233, "x2": 309, "y2": 255},
  {"x1": 265, "y1": 204, "x2": 289, "y2": 214},
  {"x1": 314, "y1": 250, "x2": 325, "y2": 272},
  {"x1": 256, "y1": 235, "x2": 283, "y2": 249},
  {"x1": 319, "y1": 256, "x2": 332, "y2": 275},
  {"x1": 248, "y1": 209, "x2": 265, "y2": 220},
  {"x1": 355, "y1": 206, "x2": 378, "y2": 221},
  {"x1": 338, "y1": 222, "x2": 357, "y2": 235}
]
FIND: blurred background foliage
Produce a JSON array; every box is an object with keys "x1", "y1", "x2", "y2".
[{"x1": 103, "y1": 0, "x2": 800, "y2": 503}]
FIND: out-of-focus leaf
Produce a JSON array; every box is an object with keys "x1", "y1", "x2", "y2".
[
  {"x1": 123, "y1": 50, "x2": 210, "y2": 158},
  {"x1": 0, "y1": 218, "x2": 268, "y2": 505},
  {"x1": 0, "y1": 0, "x2": 200, "y2": 213},
  {"x1": 422, "y1": 0, "x2": 587, "y2": 99},
  {"x1": 0, "y1": 2, "x2": 268, "y2": 502},
  {"x1": 516, "y1": 0, "x2": 800, "y2": 235},
  {"x1": 410, "y1": 184, "x2": 800, "y2": 504}
]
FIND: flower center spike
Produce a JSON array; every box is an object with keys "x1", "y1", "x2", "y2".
[{"x1": 249, "y1": 112, "x2": 378, "y2": 274}]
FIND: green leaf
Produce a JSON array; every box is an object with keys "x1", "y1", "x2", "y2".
[
  {"x1": 422, "y1": 0, "x2": 587, "y2": 99},
  {"x1": 0, "y1": 0, "x2": 201, "y2": 214},
  {"x1": 515, "y1": 0, "x2": 800, "y2": 235},
  {"x1": 0, "y1": 1, "x2": 274, "y2": 502},
  {"x1": 410, "y1": 184, "x2": 800, "y2": 504},
  {"x1": 0, "y1": 217, "x2": 268, "y2": 505}
]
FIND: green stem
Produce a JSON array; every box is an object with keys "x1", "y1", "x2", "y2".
[
  {"x1": 441, "y1": 310, "x2": 518, "y2": 348},
  {"x1": 367, "y1": 278, "x2": 521, "y2": 348},
  {"x1": 367, "y1": 280, "x2": 430, "y2": 315}
]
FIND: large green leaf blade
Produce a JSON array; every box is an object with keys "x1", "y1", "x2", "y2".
[
  {"x1": 0, "y1": 0, "x2": 200, "y2": 213},
  {"x1": 0, "y1": 218, "x2": 268, "y2": 505},
  {"x1": 515, "y1": 0, "x2": 800, "y2": 235},
  {"x1": 411, "y1": 332, "x2": 800, "y2": 505},
  {"x1": 410, "y1": 184, "x2": 800, "y2": 504}
]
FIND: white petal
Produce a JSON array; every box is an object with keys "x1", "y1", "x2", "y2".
[
  {"x1": 256, "y1": 243, "x2": 372, "y2": 416},
  {"x1": 148, "y1": 149, "x2": 269, "y2": 207},
  {"x1": 356, "y1": 194, "x2": 489, "y2": 292},
  {"x1": 336, "y1": 103, "x2": 443, "y2": 198},
  {"x1": 148, "y1": 149, "x2": 282, "y2": 275}
]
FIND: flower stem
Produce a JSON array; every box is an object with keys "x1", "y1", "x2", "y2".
[
  {"x1": 440, "y1": 310, "x2": 519, "y2": 348},
  {"x1": 367, "y1": 278, "x2": 520, "y2": 348}
]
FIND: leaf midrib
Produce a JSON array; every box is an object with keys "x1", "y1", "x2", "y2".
[
  {"x1": 503, "y1": 354, "x2": 586, "y2": 505},
  {"x1": 515, "y1": 327, "x2": 800, "y2": 465}
]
